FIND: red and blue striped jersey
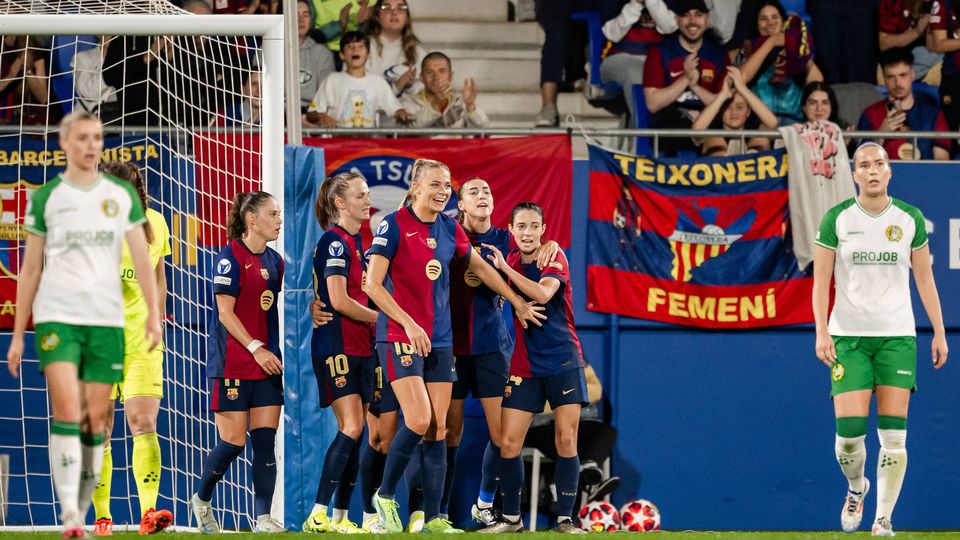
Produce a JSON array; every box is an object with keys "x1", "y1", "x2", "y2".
[
  {"x1": 312, "y1": 225, "x2": 372, "y2": 357},
  {"x1": 207, "y1": 240, "x2": 284, "y2": 380},
  {"x1": 507, "y1": 249, "x2": 583, "y2": 378},
  {"x1": 369, "y1": 207, "x2": 472, "y2": 347},
  {"x1": 451, "y1": 226, "x2": 514, "y2": 356}
]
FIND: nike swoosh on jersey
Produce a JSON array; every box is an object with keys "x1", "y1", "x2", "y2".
[
  {"x1": 670, "y1": 70, "x2": 684, "y2": 78},
  {"x1": 406, "y1": 232, "x2": 418, "y2": 237},
  {"x1": 245, "y1": 264, "x2": 253, "y2": 269},
  {"x1": 562, "y1": 388, "x2": 574, "y2": 395}
]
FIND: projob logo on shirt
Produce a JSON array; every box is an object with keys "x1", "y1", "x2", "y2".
[
  {"x1": 852, "y1": 251, "x2": 899, "y2": 265},
  {"x1": 66, "y1": 230, "x2": 114, "y2": 246}
]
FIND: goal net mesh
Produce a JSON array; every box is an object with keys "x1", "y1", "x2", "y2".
[{"x1": 0, "y1": 0, "x2": 266, "y2": 530}]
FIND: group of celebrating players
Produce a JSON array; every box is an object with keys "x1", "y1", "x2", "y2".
[{"x1": 3, "y1": 110, "x2": 950, "y2": 538}]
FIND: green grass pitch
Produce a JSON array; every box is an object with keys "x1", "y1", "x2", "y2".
[{"x1": 3, "y1": 533, "x2": 960, "y2": 539}]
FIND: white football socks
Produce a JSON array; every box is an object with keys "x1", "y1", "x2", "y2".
[
  {"x1": 49, "y1": 433, "x2": 82, "y2": 524},
  {"x1": 835, "y1": 434, "x2": 867, "y2": 493},
  {"x1": 876, "y1": 429, "x2": 907, "y2": 522}
]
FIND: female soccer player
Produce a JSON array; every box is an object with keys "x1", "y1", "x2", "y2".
[
  {"x1": 364, "y1": 159, "x2": 544, "y2": 534},
  {"x1": 302, "y1": 172, "x2": 378, "y2": 534},
  {"x1": 446, "y1": 178, "x2": 559, "y2": 526},
  {"x1": 90, "y1": 161, "x2": 173, "y2": 536},
  {"x1": 190, "y1": 191, "x2": 285, "y2": 533},
  {"x1": 813, "y1": 142, "x2": 947, "y2": 537},
  {"x1": 6, "y1": 110, "x2": 161, "y2": 539},
  {"x1": 480, "y1": 202, "x2": 587, "y2": 535}
]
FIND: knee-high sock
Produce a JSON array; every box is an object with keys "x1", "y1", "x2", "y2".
[
  {"x1": 499, "y1": 455, "x2": 524, "y2": 519},
  {"x1": 554, "y1": 455, "x2": 580, "y2": 522},
  {"x1": 836, "y1": 416, "x2": 869, "y2": 493},
  {"x1": 380, "y1": 425, "x2": 422, "y2": 499},
  {"x1": 77, "y1": 432, "x2": 106, "y2": 521},
  {"x1": 250, "y1": 428, "x2": 278, "y2": 517},
  {"x1": 196, "y1": 439, "x2": 245, "y2": 502},
  {"x1": 315, "y1": 432, "x2": 358, "y2": 507},
  {"x1": 132, "y1": 433, "x2": 162, "y2": 515},
  {"x1": 421, "y1": 440, "x2": 446, "y2": 521},
  {"x1": 876, "y1": 417, "x2": 908, "y2": 522},
  {"x1": 358, "y1": 441, "x2": 386, "y2": 514},
  {"x1": 92, "y1": 444, "x2": 113, "y2": 520},
  {"x1": 477, "y1": 442, "x2": 501, "y2": 506},
  {"x1": 403, "y1": 444, "x2": 423, "y2": 513},
  {"x1": 50, "y1": 421, "x2": 83, "y2": 524},
  {"x1": 439, "y1": 445, "x2": 458, "y2": 516},
  {"x1": 333, "y1": 439, "x2": 361, "y2": 512}
]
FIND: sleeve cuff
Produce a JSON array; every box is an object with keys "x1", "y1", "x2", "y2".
[
  {"x1": 912, "y1": 239, "x2": 929, "y2": 251},
  {"x1": 24, "y1": 226, "x2": 46, "y2": 237},
  {"x1": 814, "y1": 241, "x2": 837, "y2": 251}
]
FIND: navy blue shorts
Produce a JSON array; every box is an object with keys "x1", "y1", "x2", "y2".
[
  {"x1": 211, "y1": 377, "x2": 284, "y2": 412},
  {"x1": 313, "y1": 353, "x2": 368, "y2": 408},
  {"x1": 501, "y1": 368, "x2": 588, "y2": 413},
  {"x1": 368, "y1": 361, "x2": 400, "y2": 417},
  {"x1": 378, "y1": 343, "x2": 456, "y2": 384},
  {"x1": 453, "y1": 351, "x2": 510, "y2": 399}
]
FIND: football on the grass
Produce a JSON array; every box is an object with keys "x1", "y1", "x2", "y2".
[
  {"x1": 577, "y1": 501, "x2": 621, "y2": 532},
  {"x1": 619, "y1": 499, "x2": 661, "y2": 531}
]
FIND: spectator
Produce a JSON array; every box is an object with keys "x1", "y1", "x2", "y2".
[
  {"x1": 879, "y1": 0, "x2": 940, "y2": 83},
  {"x1": 738, "y1": 0, "x2": 822, "y2": 125},
  {"x1": 1, "y1": 36, "x2": 60, "y2": 125},
  {"x1": 220, "y1": 71, "x2": 261, "y2": 125},
  {"x1": 304, "y1": 31, "x2": 408, "y2": 128},
  {"x1": 364, "y1": 0, "x2": 425, "y2": 100},
  {"x1": 598, "y1": 0, "x2": 663, "y2": 130},
  {"x1": 211, "y1": 0, "x2": 262, "y2": 14},
  {"x1": 928, "y1": 0, "x2": 960, "y2": 134},
  {"x1": 298, "y1": 0, "x2": 336, "y2": 113},
  {"x1": 71, "y1": 36, "x2": 121, "y2": 122},
  {"x1": 644, "y1": 0, "x2": 740, "y2": 45},
  {"x1": 799, "y1": 80, "x2": 840, "y2": 125},
  {"x1": 808, "y1": 0, "x2": 877, "y2": 84},
  {"x1": 534, "y1": 0, "x2": 620, "y2": 127},
  {"x1": 309, "y1": 0, "x2": 373, "y2": 57},
  {"x1": 691, "y1": 65, "x2": 777, "y2": 156},
  {"x1": 642, "y1": 0, "x2": 727, "y2": 156},
  {"x1": 858, "y1": 47, "x2": 950, "y2": 161},
  {"x1": 400, "y1": 52, "x2": 490, "y2": 128}
]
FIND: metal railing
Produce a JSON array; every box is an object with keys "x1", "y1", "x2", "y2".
[{"x1": 1, "y1": 124, "x2": 955, "y2": 159}]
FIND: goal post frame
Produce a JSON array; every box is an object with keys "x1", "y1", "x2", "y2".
[{"x1": 0, "y1": 13, "x2": 288, "y2": 527}]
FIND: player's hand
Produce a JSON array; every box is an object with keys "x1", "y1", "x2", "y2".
[
  {"x1": 403, "y1": 320, "x2": 431, "y2": 356},
  {"x1": 253, "y1": 347, "x2": 283, "y2": 375},
  {"x1": 932, "y1": 333, "x2": 948, "y2": 369},
  {"x1": 310, "y1": 298, "x2": 334, "y2": 328},
  {"x1": 396, "y1": 66, "x2": 416, "y2": 92},
  {"x1": 6, "y1": 334, "x2": 23, "y2": 379},
  {"x1": 482, "y1": 243, "x2": 507, "y2": 271},
  {"x1": 814, "y1": 329, "x2": 836, "y2": 367},
  {"x1": 514, "y1": 300, "x2": 546, "y2": 329},
  {"x1": 145, "y1": 313, "x2": 163, "y2": 352},
  {"x1": 536, "y1": 241, "x2": 561, "y2": 270}
]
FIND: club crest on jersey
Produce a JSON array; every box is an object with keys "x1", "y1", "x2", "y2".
[
  {"x1": 400, "y1": 355, "x2": 413, "y2": 367},
  {"x1": 261, "y1": 268, "x2": 270, "y2": 280},
  {"x1": 426, "y1": 238, "x2": 437, "y2": 249},
  {"x1": 329, "y1": 241, "x2": 345, "y2": 257},
  {"x1": 831, "y1": 362, "x2": 844, "y2": 382},
  {"x1": 101, "y1": 199, "x2": 119, "y2": 218},
  {"x1": 335, "y1": 376, "x2": 347, "y2": 388},
  {"x1": 227, "y1": 387, "x2": 239, "y2": 400},
  {"x1": 425, "y1": 259, "x2": 442, "y2": 280},
  {"x1": 885, "y1": 225, "x2": 903, "y2": 242},
  {"x1": 217, "y1": 259, "x2": 231, "y2": 274},
  {"x1": 39, "y1": 332, "x2": 60, "y2": 351},
  {"x1": 503, "y1": 385, "x2": 512, "y2": 397},
  {"x1": 260, "y1": 290, "x2": 275, "y2": 310}
]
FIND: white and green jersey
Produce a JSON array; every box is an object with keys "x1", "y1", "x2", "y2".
[
  {"x1": 815, "y1": 197, "x2": 928, "y2": 337},
  {"x1": 24, "y1": 173, "x2": 145, "y2": 328}
]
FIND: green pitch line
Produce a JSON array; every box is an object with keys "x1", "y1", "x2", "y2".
[{"x1": 3, "y1": 532, "x2": 960, "y2": 539}]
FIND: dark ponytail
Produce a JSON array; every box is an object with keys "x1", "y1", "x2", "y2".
[
  {"x1": 316, "y1": 172, "x2": 364, "y2": 229},
  {"x1": 227, "y1": 190, "x2": 274, "y2": 241},
  {"x1": 103, "y1": 161, "x2": 154, "y2": 244}
]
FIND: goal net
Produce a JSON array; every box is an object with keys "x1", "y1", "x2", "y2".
[{"x1": 0, "y1": 1, "x2": 284, "y2": 531}]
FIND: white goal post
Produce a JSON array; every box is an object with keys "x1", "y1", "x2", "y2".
[{"x1": 0, "y1": 8, "x2": 288, "y2": 531}]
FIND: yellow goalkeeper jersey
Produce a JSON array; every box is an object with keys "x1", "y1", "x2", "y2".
[{"x1": 120, "y1": 208, "x2": 172, "y2": 355}]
